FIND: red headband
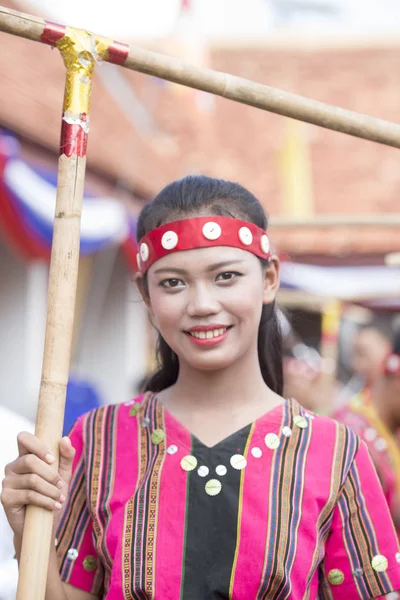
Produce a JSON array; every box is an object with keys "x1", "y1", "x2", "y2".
[
  {"x1": 137, "y1": 216, "x2": 271, "y2": 274},
  {"x1": 384, "y1": 353, "x2": 400, "y2": 376}
]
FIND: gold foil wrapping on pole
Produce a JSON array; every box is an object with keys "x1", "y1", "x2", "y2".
[{"x1": 56, "y1": 27, "x2": 113, "y2": 115}]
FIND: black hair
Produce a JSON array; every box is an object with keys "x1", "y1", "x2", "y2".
[{"x1": 136, "y1": 175, "x2": 283, "y2": 395}]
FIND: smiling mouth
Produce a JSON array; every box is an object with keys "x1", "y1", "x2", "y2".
[{"x1": 186, "y1": 326, "x2": 232, "y2": 340}]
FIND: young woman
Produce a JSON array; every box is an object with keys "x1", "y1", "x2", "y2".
[{"x1": 2, "y1": 176, "x2": 400, "y2": 600}]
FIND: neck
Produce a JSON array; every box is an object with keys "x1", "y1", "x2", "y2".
[{"x1": 167, "y1": 347, "x2": 276, "y2": 414}]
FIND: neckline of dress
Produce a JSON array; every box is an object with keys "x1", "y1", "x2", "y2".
[{"x1": 144, "y1": 392, "x2": 295, "y2": 451}]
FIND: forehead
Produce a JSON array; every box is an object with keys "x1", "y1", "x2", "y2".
[{"x1": 148, "y1": 245, "x2": 258, "y2": 274}]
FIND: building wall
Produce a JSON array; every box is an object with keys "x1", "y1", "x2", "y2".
[
  {"x1": 0, "y1": 239, "x2": 149, "y2": 423},
  {"x1": 0, "y1": 240, "x2": 47, "y2": 422},
  {"x1": 76, "y1": 249, "x2": 149, "y2": 406}
]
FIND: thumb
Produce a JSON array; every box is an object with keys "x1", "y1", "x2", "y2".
[{"x1": 58, "y1": 436, "x2": 76, "y2": 486}]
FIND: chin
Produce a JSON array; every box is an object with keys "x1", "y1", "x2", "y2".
[{"x1": 183, "y1": 352, "x2": 238, "y2": 373}]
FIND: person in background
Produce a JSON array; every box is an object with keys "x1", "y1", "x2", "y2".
[
  {"x1": 333, "y1": 320, "x2": 392, "y2": 420},
  {"x1": 0, "y1": 405, "x2": 34, "y2": 600},
  {"x1": 334, "y1": 329, "x2": 400, "y2": 536},
  {"x1": 349, "y1": 321, "x2": 393, "y2": 404}
]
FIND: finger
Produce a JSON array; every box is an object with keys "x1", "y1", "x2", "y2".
[
  {"x1": 12, "y1": 455, "x2": 63, "y2": 488},
  {"x1": 58, "y1": 437, "x2": 76, "y2": 485},
  {"x1": 4, "y1": 474, "x2": 65, "y2": 503},
  {"x1": 1, "y1": 488, "x2": 63, "y2": 511},
  {"x1": 17, "y1": 432, "x2": 55, "y2": 465}
]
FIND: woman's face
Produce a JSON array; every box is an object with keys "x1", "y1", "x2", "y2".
[{"x1": 142, "y1": 245, "x2": 279, "y2": 373}]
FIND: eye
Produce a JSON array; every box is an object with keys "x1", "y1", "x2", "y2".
[
  {"x1": 216, "y1": 271, "x2": 242, "y2": 282},
  {"x1": 159, "y1": 278, "x2": 185, "y2": 289}
]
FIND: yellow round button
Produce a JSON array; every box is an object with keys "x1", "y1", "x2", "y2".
[
  {"x1": 328, "y1": 569, "x2": 345, "y2": 585},
  {"x1": 230, "y1": 454, "x2": 247, "y2": 470},
  {"x1": 151, "y1": 429, "x2": 165, "y2": 445},
  {"x1": 265, "y1": 433, "x2": 280, "y2": 450},
  {"x1": 205, "y1": 479, "x2": 222, "y2": 496},
  {"x1": 371, "y1": 554, "x2": 388, "y2": 572},
  {"x1": 180, "y1": 455, "x2": 198, "y2": 472},
  {"x1": 129, "y1": 404, "x2": 140, "y2": 417},
  {"x1": 83, "y1": 555, "x2": 98, "y2": 572},
  {"x1": 293, "y1": 415, "x2": 308, "y2": 429}
]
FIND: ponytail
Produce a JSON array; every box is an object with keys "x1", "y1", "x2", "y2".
[
  {"x1": 257, "y1": 302, "x2": 283, "y2": 395},
  {"x1": 144, "y1": 335, "x2": 179, "y2": 393}
]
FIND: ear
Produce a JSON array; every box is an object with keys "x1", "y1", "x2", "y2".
[{"x1": 263, "y1": 255, "x2": 280, "y2": 305}]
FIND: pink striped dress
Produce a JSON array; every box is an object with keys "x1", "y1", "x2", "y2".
[{"x1": 56, "y1": 394, "x2": 400, "y2": 599}]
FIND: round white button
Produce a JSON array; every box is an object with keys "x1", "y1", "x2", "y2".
[
  {"x1": 261, "y1": 234, "x2": 270, "y2": 254},
  {"x1": 202, "y1": 222, "x2": 222, "y2": 241},
  {"x1": 215, "y1": 464, "x2": 227, "y2": 476},
  {"x1": 238, "y1": 226, "x2": 253, "y2": 246},
  {"x1": 161, "y1": 230, "x2": 178, "y2": 250},
  {"x1": 167, "y1": 444, "x2": 178, "y2": 455},
  {"x1": 251, "y1": 447, "x2": 262, "y2": 458},
  {"x1": 364, "y1": 428, "x2": 377, "y2": 442},
  {"x1": 140, "y1": 242, "x2": 149, "y2": 262},
  {"x1": 387, "y1": 354, "x2": 400, "y2": 372},
  {"x1": 198, "y1": 466, "x2": 209, "y2": 477},
  {"x1": 282, "y1": 426, "x2": 292, "y2": 437},
  {"x1": 375, "y1": 438, "x2": 388, "y2": 452},
  {"x1": 67, "y1": 548, "x2": 79, "y2": 560}
]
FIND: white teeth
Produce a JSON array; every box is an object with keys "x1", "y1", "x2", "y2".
[{"x1": 189, "y1": 328, "x2": 228, "y2": 339}]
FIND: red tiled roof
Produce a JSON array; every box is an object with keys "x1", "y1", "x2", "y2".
[{"x1": 132, "y1": 41, "x2": 400, "y2": 256}]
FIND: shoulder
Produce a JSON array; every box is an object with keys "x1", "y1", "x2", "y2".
[
  {"x1": 69, "y1": 394, "x2": 148, "y2": 449},
  {"x1": 296, "y1": 401, "x2": 359, "y2": 446},
  {"x1": 77, "y1": 394, "x2": 147, "y2": 425},
  {"x1": 295, "y1": 403, "x2": 361, "y2": 485}
]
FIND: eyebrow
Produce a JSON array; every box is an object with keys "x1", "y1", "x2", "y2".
[{"x1": 153, "y1": 260, "x2": 245, "y2": 275}]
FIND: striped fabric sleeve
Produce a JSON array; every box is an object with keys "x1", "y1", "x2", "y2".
[
  {"x1": 55, "y1": 415, "x2": 104, "y2": 595},
  {"x1": 319, "y1": 440, "x2": 400, "y2": 599}
]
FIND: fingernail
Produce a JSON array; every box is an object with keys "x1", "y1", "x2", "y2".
[
  {"x1": 54, "y1": 502, "x2": 62, "y2": 509},
  {"x1": 59, "y1": 494, "x2": 66, "y2": 503},
  {"x1": 62, "y1": 436, "x2": 71, "y2": 446},
  {"x1": 45, "y1": 453, "x2": 55, "y2": 464},
  {"x1": 56, "y1": 480, "x2": 64, "y2": 489}
]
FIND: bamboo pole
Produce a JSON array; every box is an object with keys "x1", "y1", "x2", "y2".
[
  {"x1": 14, "y1": 25, "x2": 107, "y2": 600},
  {"x1": 269, "y1": 214, "x2": 400, "y2": 228},
  {"x1": 2, "y1": 5, "x2": 400, "y2": 150}
]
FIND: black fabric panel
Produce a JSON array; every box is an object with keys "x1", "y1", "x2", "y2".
[{"x1": 181, "y1": 426, "x2": 251, "y2": 599}]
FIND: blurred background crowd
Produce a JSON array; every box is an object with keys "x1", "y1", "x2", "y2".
[{"x1": 1, "y1": 0, "x2": 400, "y2": 597}]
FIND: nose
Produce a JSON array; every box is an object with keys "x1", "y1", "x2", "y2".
[{"x1": 186, "y1": 282, "x2": 220, "y2": 318}]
